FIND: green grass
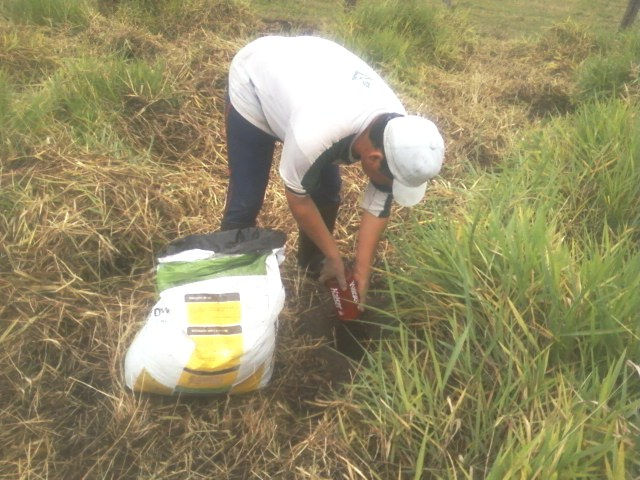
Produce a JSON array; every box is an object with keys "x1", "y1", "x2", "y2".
[
  {"x1": 3, "y1": 54, "x2": 176, "y2": 156},
  {"x1": 250, "y1": 0, "x2": 628, "y2": 41},
  {"x1": 0, "y1": 0, "x2": 96, "y2": 29},
  {"x1": 0, "y1": 27, "x2": 62, "y2": 85},
  {"x1": 345, "y1": 14, "x2": 640, "y2": 476},
  {"x1": 249, "y1": 0, "x2": 343, "y2": 25},
  {"x1": 335, "y1": 0, "x2": 473, "y2": 70},
  {"x1": 505, "y1": 100, "x2": 640, "y2": 242},
  {"x1": 344, "y1": 91, "x2": 640, "y2": 478},
  {"x1": 577, "y1": 29, "x2": 640, "y2": 100},
  {"x1": 336, "y1": 17, "x2": 640, "y2": 477},
  {"x1": 114, "y1": 0, "x2": 254, "y2": 37},
  {"x1": 456, "y1": 0, "x2": 628, "y2": 38}
]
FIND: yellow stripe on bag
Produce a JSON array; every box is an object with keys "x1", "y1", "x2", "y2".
[
  {"x1": 178, "y1": 365, "x2": 240, "y2": 390},
  {"x1": 178, "y1": 292, "x2": 243, "y2": 391},
  {"x1": 134, "y1": 368, "x2": 174, "y2": 395},
  {"x1": 230, "y1": 363, "x2": 266, "y2": 394}
]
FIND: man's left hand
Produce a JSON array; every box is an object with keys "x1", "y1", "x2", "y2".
[{"x1": 352, "y1": 265, "x2": 371, "y2": 313}]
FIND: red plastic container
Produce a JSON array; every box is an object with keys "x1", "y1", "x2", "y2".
[{"x1": 326, "y1": 275, "x2": 360, "y2": 321}]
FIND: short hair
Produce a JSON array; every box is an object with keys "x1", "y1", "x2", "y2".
[{"x1": 368, "y1": 113, "x2": 404, "y2": 150}]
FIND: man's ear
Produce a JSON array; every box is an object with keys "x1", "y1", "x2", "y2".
[{"x1": 365, "y1": 149, "x2": 384, "y2": 167}]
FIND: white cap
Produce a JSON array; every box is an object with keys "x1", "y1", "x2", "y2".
[{"x1": 383, "y1": 116, "x2": 445, "y2": 207}]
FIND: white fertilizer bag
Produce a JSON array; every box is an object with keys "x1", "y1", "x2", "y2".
[{"x1": 124, "y1": 228, "x2": 286, "y2": 395}]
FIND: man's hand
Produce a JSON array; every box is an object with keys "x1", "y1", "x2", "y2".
[
  {"x1": 352, "y1": 264, "x2": 371, "y2": 312},
  {"x1": 318, "y1": 256, "x2": 347, "y2": 290},
  {"x1": 285, "y1": 189, "x2": 344, "y2": 283}
]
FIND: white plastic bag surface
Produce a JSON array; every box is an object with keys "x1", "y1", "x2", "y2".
[{"x1": 124, "y1": 228, "x2": 286, "y2": 395}]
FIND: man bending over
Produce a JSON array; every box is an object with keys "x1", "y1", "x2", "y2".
[{"x1": 221, "y1": 36, "x2": 445, "y2": 308}]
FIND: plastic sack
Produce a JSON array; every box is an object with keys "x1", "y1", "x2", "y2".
[{"x1": 124, "y1": 228, "x2": 286, "y2": 395}]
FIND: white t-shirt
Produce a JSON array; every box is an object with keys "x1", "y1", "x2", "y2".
[{"x1": 228, "y1": 36, "x2": 406, "y2": 217}]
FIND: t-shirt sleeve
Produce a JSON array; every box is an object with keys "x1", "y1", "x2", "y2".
[
  {"x1": 279, "y1": 131, "x2": 313, "y2": 195},
  {"x1": 361, "y1": 182, "x2": 393, "y2": 218}
]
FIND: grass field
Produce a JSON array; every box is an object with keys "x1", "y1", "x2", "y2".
[
  {"x1": 1, "y1": 0, "x2": 639, "y2": 478},
  {"x1": 456, "y1": 0, "x2": 629, "y2": 37}
]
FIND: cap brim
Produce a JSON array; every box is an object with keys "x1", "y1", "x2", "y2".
[{"x1": 392, "y1": 180, "x2": 428, "y2": 207}]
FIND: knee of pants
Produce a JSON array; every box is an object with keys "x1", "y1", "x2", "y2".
[{"x1": 222, "y1": 196, "x2": 265, "y2": 227}]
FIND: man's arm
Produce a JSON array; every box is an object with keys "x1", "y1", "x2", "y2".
[
  {"x1": 353, "y1": 210, "x2": 389, "y2": 311},
  {"x1": 285, "y1": 189, "x2": 347, "y2": 289}
]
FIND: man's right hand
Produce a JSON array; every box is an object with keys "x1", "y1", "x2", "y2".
[
  {"x1": 318, "y1": 255, "x2": 347, "y2": 290},
  {"x1": 285, "y1": 190, "x2": 344, "y2": 283}
]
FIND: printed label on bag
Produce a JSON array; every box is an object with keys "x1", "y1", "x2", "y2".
[{"x1": 178, "y1": 292, "x2": 244, "y2": 392}]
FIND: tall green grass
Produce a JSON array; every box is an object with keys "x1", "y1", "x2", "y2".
[
  {"x1": 114, "y1": 0, "x2": 252, "y2": 37},
  {"x1": 506, "y1": 100, "x2": 639, "y2": 244},
  {"x1": 0, "y1": 0, "x2": 96, "y2": 29},
  {"x1": 337, "y1": 0, "x2": 473, "y2": 70},
  {"x1": 342, "y1": 99, "x2": 640, "y2": 477},
  {"x1": 577, "y1": 29, "x2": 640, "y2": 100},
  {"x1": 338, "y1": 25, "x2": 640, "y2": 478},
  {"x1": 455, "y1": 0, "x2": 627, "y2": 39},
  {"x1": 4, "y1": 55, "x2": 175, "y2": 156}
]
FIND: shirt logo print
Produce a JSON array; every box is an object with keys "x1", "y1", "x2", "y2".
[{"x1": 352, "y1": 70, "x2": 372, "y2": 88}]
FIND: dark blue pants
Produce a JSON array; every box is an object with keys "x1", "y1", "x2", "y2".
[{"x1": 221, "y1": 103, "x2": 341, "y2": 230}]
